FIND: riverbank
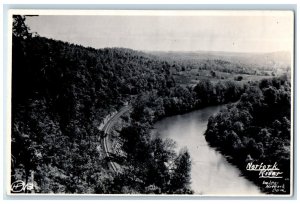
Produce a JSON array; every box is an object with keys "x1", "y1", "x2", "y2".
[
  {"x1": 153, "y1": 105, "x2": 261, "y2": 195},
  {"x1": 205, "y1": 77, "x2": 291, "y2": 194}
]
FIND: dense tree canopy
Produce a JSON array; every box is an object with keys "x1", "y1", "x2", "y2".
[
  {"x1": 205, "y1": 76, "x2": 291, "y2": 194},
  {"x1": 11, "y1": 16, "x2": 191, "y2": 193}
]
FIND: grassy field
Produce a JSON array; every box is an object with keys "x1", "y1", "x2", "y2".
[
  {"x1": 173, "y1": 68, "x2": 276, "y2": 87},
  {"x1": 148, "y1": 50, "x2": 291, "y2": 87}
]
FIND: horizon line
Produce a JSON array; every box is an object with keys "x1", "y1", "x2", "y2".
[{"x1": 37, "y1": 35, "x2": 291, "y2": 55}]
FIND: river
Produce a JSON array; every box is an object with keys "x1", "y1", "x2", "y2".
[{"x1": 153, "y1": 105, "x2": 262, "y2": 195}]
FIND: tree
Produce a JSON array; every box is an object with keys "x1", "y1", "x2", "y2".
[
  {"x1": 234, "y1": 76, "x2": 243, "y2": 81},
  {"x1": 13, "y1": 15, "x2": 32, "y2": 39},
  {"x1": 263, "y1": 86, "x2": 278, "y2": 105},
  {"x1": 194, "y1": 79, "x2": 214, "y2": 106},
  {"x1": 169, "y1": 149, "x2": 192, "y2": 194}
]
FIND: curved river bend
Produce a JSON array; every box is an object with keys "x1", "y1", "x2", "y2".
[{"x1": 153, "y1": 105, "x2": 261, "y2": 195}]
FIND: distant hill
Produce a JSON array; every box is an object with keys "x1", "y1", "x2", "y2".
[{"x1": 147, "y1": 50, "x2": 291, "y2": 74}]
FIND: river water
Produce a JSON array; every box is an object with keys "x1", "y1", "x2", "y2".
[{"x1": 153, "y1": 105, "x2": 262, "y2": 195}]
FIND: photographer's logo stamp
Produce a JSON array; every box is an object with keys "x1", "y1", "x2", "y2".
[{"x1": 11, "y1": 180, "x2": 34, "y2": 193}]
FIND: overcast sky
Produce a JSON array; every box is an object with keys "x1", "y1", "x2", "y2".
[{"x1": 25, "y1": 11, "x2": 294, "y2": 53}]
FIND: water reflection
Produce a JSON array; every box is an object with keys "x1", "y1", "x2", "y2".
[{"x1": 153, "y1": 105, "x2": 262, "y2": 195}]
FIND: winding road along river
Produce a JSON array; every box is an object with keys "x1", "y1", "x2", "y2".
[{"x1": 153, "y1": 105, "x2": 262, "y2": 195}]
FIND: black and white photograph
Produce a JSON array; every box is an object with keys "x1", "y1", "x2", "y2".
[{"x1": 8, "y1": 10, "x2": 294, "y2": 196}]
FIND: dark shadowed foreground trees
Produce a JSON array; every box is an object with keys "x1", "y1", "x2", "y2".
[
  {"x1": 101, "y1": 124, "x2": 193, "y2": 194},
  {"x1": 11, "y1": 16, "x2": 192, "y2": 194}
]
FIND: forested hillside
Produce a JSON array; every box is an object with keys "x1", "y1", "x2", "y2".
[
  {"x1": 205, "y1": 76, "x2": 291, "y2": 194},
  {"x1": 11, "y1": 16, "x2": 181, "y2": 193}
]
